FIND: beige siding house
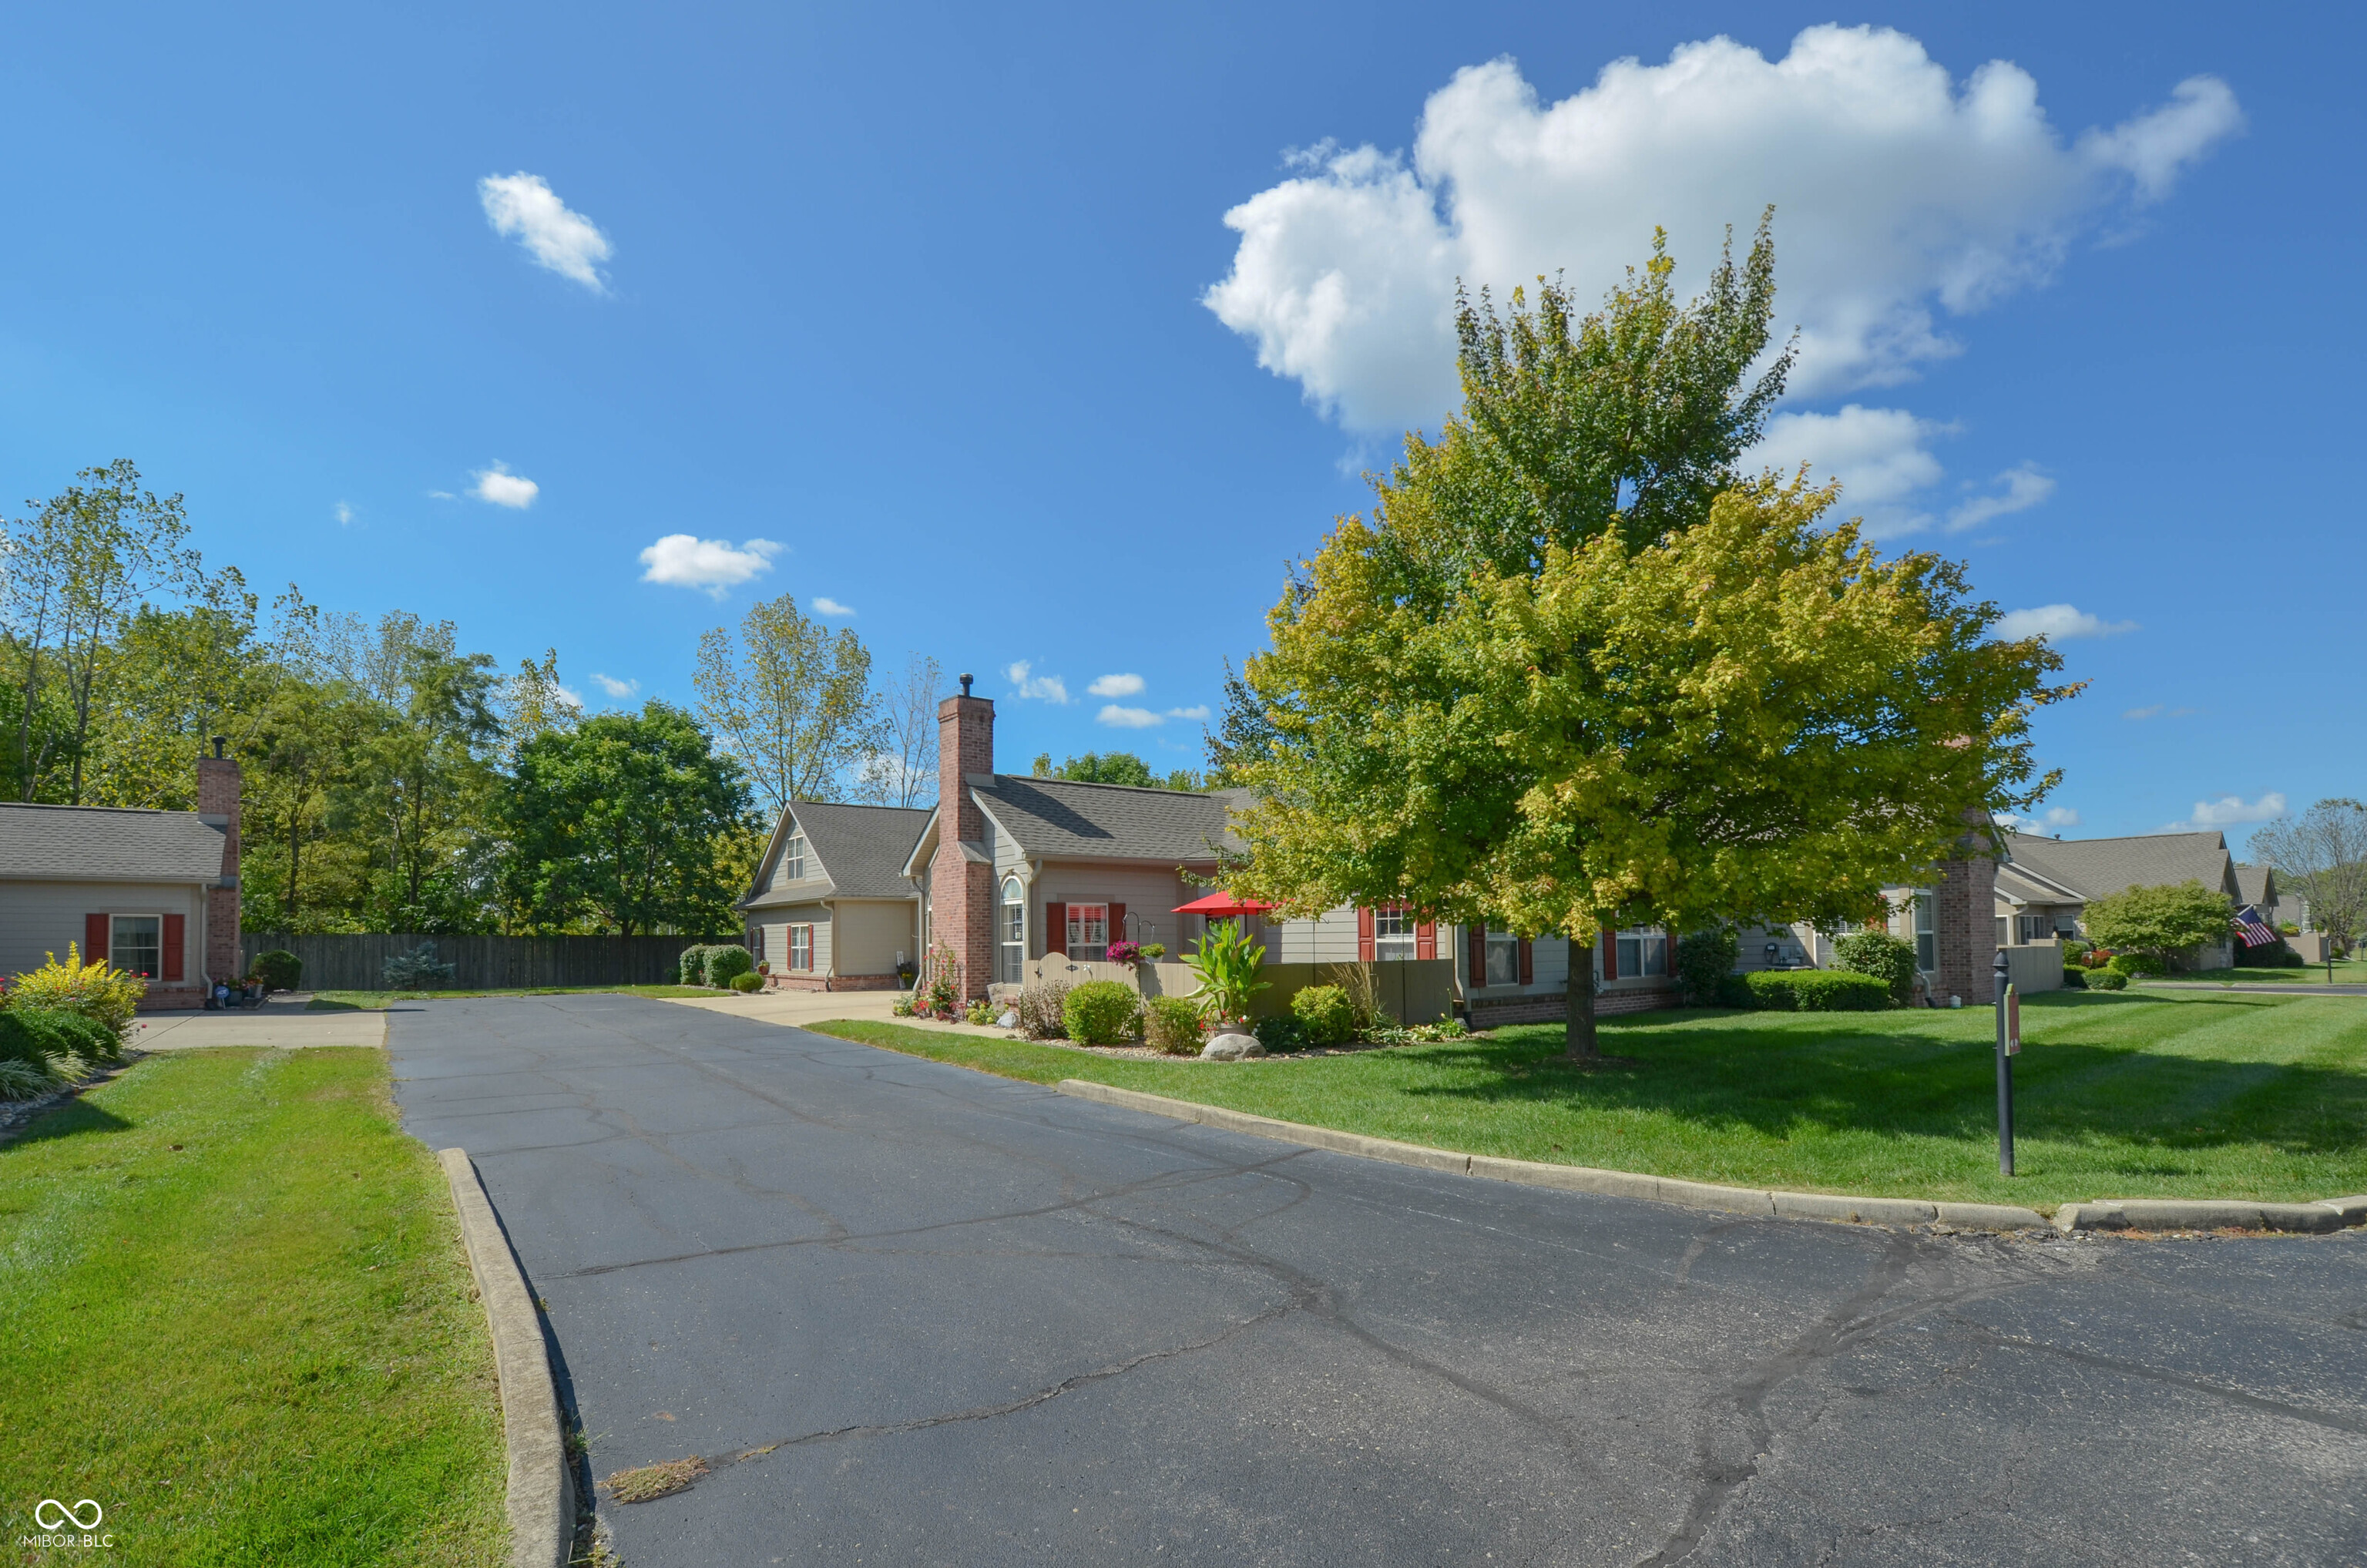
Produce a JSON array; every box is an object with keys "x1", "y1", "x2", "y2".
[
  {"x1": 739, "y1": 801, "x2": 930, "y2": 991},
  {"x1": 1996, "y1": 830, "x2": 2244, "y2": 969}
]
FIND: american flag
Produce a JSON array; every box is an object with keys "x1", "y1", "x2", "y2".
[{"x1": 2233, "y1": 905, "x2": 2278, "y2": 949}]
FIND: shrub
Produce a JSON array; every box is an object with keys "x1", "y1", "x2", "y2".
[
  {"x1": 2235, "y1": 938, "x2": 2305, "y2": 969},
  {"x1": 964, "y1": 997, "x2": 997, "y2": 1026},
  {"x1": 2083, "y1": 880, "x2": 2233, "y2": 970},
  {"x1": 1143, "y1": 995, "x2": 1204, "y2": 1055},
  {"x1": 382, "y1": 942, "x2": 455, "y2": 989},
  {"x1": 0, "y1": 1057, "x2": 61, "y2": 1101},
  {"x1": 2062, "y1": 966, "x2": 2087, "y2": 989},
  {"x1": 8, "y1": 945, "x2": 143, "y2": 1049},
  {"x1": 678, "y1": 945, "x2": 713, "y2": 985},
  {"x1": 1830, "y1": 930, "x2": 1917, "y2": 1006},
  {"x1": 2105, "y1": 952, "x2": 2164, "y2": 978},
  {"x1": 891, "y1": 993, "x2": 916, "y2": 1017},
  {"x1": 249, "y1": 949, "x2": 303, "y2": 992},
  {"x1": 729, "y1": 971, "x2": 764, "y2": 993},
  {"x1": 1251, "y1": 1013, "x2": 1306, "y2": 1052},
  {"x1": 2088, "y1": 969, "x2": 2128, "y2": 990},
  {"x1": 1014, "y1": 981, "x2": 1069, "y2": 1039},
  {"x1": 1742, "y1": 969, "x2": 1890, "y2": 1012},
  {"x1": 1290, "y1": 985, "x2": 1358, "y2": 1046},
  {"x1": 1063, "y1": 980, "x2": 1140, "y2": 1045},
  {"x1": 921, "y1": 943, "x2": 962, "y2": 1016},
  {"x1": 704, "y1": 945, "x2": 754, "y2": 987},
  {"x1": 0, "y1": 1006, "x2": 114, "y2": 1069},
  {"x1": 1673, "y1": 927, "x2": 1741, "y2": 1006}
]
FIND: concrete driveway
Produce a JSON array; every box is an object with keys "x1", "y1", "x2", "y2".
[
  {"x1": 390, "y1": 995, "x2": 2367, "y2": 1567},
  {"x1": 133, "y1": 993, "x2": 388, "y2": 1049}
]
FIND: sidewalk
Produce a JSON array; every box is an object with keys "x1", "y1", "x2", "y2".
[
  {"x1": 658, "y1": 989, "x2": 1031, "y2": 1042},
  {"x1": 133, "y1": 992, "x2": 391, "y2": 1050}
]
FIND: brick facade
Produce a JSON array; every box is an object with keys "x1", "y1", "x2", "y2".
[
  {"x1": 928, "y1": 680, "x2": 997, "y2": 1004},
  {"x1": 197, "y1": 747, "x2": 242, "y2": 991},
  {"x1": 1931, "y1": 817, "x2": 2001, "y2": 1006}
]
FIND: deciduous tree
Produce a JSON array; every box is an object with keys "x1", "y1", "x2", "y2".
[
  {"x1": 2248, "y1": 799, "x2": 2367, "y2": 952},
  {"x1": 693, "y1": 593, "x2": 878, "y2": 814},
  {"x1": 2082, "y1": 881, "x2": 2234, "y2": 969}
]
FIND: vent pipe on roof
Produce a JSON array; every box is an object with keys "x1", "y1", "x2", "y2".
[
  {"x1": 959, "y1": 672, "x2": 973, "y2": 697},
  {"x1": 211, "y1": 735, "x2": 227, "y2": 759}
]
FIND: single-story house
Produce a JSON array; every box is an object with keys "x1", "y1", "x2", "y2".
[
  {"x1": 1996, "y1": 829, "x2": 2244, "y2": 969},
  {"x1": 0, "y1": 747, "x2": 243, "y2": 1009},
  {"x1": 740, "y1": 800, "x2": 932, "y2": 990}
]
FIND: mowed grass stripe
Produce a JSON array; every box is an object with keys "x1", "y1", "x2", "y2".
[
  {"x1": 0, "y1": 1048, "x2": 506, "y2": 1566},
  {"x1": 807, "y1": 990, "x2": 2367, "y2": 1206}
]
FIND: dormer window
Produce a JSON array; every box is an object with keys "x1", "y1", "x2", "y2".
[{"x1": 783, "y1": 832, "x2": 807, "y2": 881}]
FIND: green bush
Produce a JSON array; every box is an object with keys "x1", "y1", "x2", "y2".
[
  {"x1": 678, "y1": 945, "x2": 713, "y2": 985},
  {"x1": 1673, "y1": 926, "x2": 1741, "y2": 1006},
  {"x1": 1251, "y1": 1014, "x2": 1305, "y2": 1052},
  {"x1": 1143, "y1": 995, "x2": 1204, "y2": 1055},
  {"x1": 2088, "y1": 969, "x2": 2128, "y2": 990},
  {"x1": 2105, "y1": 952, "x2": 2164, "y2": 979},
  {"x1": 729, "y1": 971, "x2": 764, "y2": 993},
  {"x1": 2235, "y1": 938, "x2": 2305, "y2": 969},
  {"x1": 0, "y1": 1006, "x2": 114, "y2": 1068},
  {"x1": 2062, "y1": 966, "x2": 2087, "y2": 989},
  {"x1": 1742, "y1": 969, "x2": 1890, "y2": 1012},
  {"x1": 703, "y1": 945, "x2": 754, "y2": 987},
  {"x1": 1014, "y1": 981, "x2": 1069, "y2": 1039},
  {"x1": 1062, "y1": 980, "x2": 1140, "y2": 1045},
  {"x1": 964, "y1": 997, "x2": 997, "y2": 1026},
  {"x1": 249, "y1": 949, "x2": 303, "y2": 992},
  {"x1": 1830, "y1": 930, "x2": 1917, "y2": 1006},
  {"x1": 1290, "y1": 985, "x2": 1358, "y2": 1046}
]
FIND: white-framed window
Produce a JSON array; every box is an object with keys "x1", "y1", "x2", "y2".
[
  {"x1": 1616, "y1": 928, "x2": 1668, "y2": 978},
  {"x1": 1914, "y1": 894, "x2": 1937, "y2": 973},
  {"x1": 2016, "y1": 915, "x2": 2051, "y2": 944},
  {"x1": 789, "y1": 925, "x2": 814, "y2": 971},
  {"x1": 1373, "y1": 905, "x2": 1415, "y2": 962},
  {"x1": 1067, "y1": 902, "x2": 1109, "y2": 962},
  {"x1": 110, "y1": 915, "x2": 162, "y2": 979},
  {"x1": 1483, "y1": 928, "x2": 1520, "y2": 987},
  {"x1": 999, "y1": 877, "x2": 1025, "y2": 985},
  {"x1": 781, "y1": 832, "x2": 807, "y2": 882}
]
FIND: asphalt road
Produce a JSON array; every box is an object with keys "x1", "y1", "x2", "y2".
[{"x1": 390, "y1": 996, "x2": 2367, "y2": 1567}]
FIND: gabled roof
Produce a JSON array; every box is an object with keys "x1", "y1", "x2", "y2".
[
  {"x1": 2234, "y1": 864, "x2": 2278, "y2": 908},
  {"x1": 1995, "y1": 860, "x2": 2085, "y2": 907},
  {"x1": 742, "y1": 800, "x2": 930, "y2": 908},
  {"x1": 966, "y1": 776, "x2": 1247, "y2": 863},
  {"x1": 0, "y1": 802, "x2": 227, "y2": 884},
  {"x1": 2003, "y1": 830, "x2": 2236, "y2": 903}
]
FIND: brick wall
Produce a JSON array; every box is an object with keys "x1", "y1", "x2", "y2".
[
  {"x1": 928, "y1": 683, "x2": 996, "y2": 1003},
  {"x1": 1932, "y1": 818, "x2": 2001, "y2": 1006},
  {"x1": 197, "y1": 752, "x2": 241, "y2": 988}
]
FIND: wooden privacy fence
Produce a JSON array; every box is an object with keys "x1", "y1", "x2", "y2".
[{"x1": 240, "y1": 933, "x2": 733, "y2": 992}]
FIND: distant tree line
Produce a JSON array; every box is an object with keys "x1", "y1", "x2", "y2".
[{"x1": 0, "y1": 462, "x2": 942, "y2": 936}]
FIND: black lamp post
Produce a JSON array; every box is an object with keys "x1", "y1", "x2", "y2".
[{"x1": 1993, "y1": 947, "x2": 2015, "y2": 1176}]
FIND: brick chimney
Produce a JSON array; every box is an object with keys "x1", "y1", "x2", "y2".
[
  {"x1": 929, "y1": 673, "x2": 995, "y2": 1003},
  {"x1": 196, "y1": 736, "x2": 243, "y2": 985},
  {"x1": 1932, "y1": 809, "x2": 1999, "y2": 1006}
]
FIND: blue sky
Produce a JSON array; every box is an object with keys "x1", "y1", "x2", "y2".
[{"x1": 1, "y1": 4, "x2": 2357, "y2": 851}]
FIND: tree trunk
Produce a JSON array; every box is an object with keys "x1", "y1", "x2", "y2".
[{"x1": 1564, "y1": 933, "x2": 1598, "y2": 1061}]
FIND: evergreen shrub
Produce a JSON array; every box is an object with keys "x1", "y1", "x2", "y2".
[{"x1": 1742, "y1": 969, "x2": 1890, "y2": 1012}]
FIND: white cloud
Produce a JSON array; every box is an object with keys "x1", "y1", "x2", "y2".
[
  {"x1": 2167, "y1": 792, "x2": 2286, "y2": 832},
  {"x1": 2043, "y1": 806, "x2": 2080, "y2": 828},
  {"x1": 1097, "y1": 704, "x2": 1162, "y2": 729},
  {"x1": 2124, "y1": 703, "x2": 2164, "y2": 720},
  {"x1": 1005, "y1": 661, "x2": 1071, "y2": 704},
  {"x1": 1205, "y1": 29, "x2": 2238, "y2": 432},
  {"x1": 590, "y1": 673, "x2": 638, "y2": 699},
  {"x1": 1167, "y1": 705, "x2": 1211, "y2": 722},
  {"x1": 428, "y1": 489, "x2": 457, "y2": 501},
  {"x1": 1947, "y1": 462, "x2": 2056, "y2": 532},
  {"x1": 813, "y1": 596, "x2": 856, "y2": 617},
  {"x1": 1994, "y1": 603, "x2": 2137, "y2": 641},
  {"x1": 553, "y1": 683, "x2": 586, "y2": 710},
  {"x1": 479, "y1": 172, "x2": 614, "y2": 292},
  {"x1": 334, "y1": 501, "x2": 356, "y2": 527},
  {"x1": 1751, "y1": 405, "x2": 1946, "y2": 538},
  {"x1": 637, "y1": 534, "x2": 783, "y2": 598},
  {"x1": 1088, "y1": 673, "x2": 1147, "y2": 698},
  {"x1": 471, "y1": 462, "x2": 539, "y2": 509}
]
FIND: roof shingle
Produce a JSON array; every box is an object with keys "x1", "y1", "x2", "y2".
[
  {"x1": 0, "y1": 803, "x2": 227, "y2": 884},
  {"x1": 970, "y1": 777, "x2": 1246, "y2": 863},
  {"x1": 747, "y1": 801, "x2": 929, "y2": 905},
  {"x1": 2004, "y1": 830, "x2": 2235, "y2": 902}
]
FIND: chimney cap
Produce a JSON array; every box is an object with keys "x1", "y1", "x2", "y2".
[
  {"x1": 959, "y1": 672, "x2": 973, "y2": 697},
  {"x1": 210, "y1": 735, "x2": 227, "y2": 759}
]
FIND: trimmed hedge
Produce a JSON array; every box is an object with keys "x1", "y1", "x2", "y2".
[
  {"x1": 1143, "y1": 995, "x2": 1204, "y2": 1056},
  {"x1": 1743, "y1": 969, "x2": 1891, "y2": 1012},
  {"x1": 0, "y1": 1006, "x2": 115, "y2": 1067},
  {"x1": 1062, "y1": 980, "x2": 1140, "y2": 1045},
  {"x1": 1290, "y1": 985, "x2": 1358, "y2": 1046},
  {"x1": 704, "y1": 945, "x2": 754, "y2": 987},
  {"x1": 729, "y1": 971, "x2": 764, "y2": 993},
  {"x1": 2088, "y1": 969, "x2": 2128, "y2": 990},
  {"x1": 249, "y1": 949, "x2": 303, "y2": 992}
]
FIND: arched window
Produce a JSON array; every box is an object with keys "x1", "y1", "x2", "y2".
[{"x1": 998, "y1": 877, "x2": 1026, "y2": 985}]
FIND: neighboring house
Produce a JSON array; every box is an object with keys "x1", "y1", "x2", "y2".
[
  {"x1": 2235, "y1": 863, "x2": 2304, "y2": 932},
  {"x1": 0, "y1": 747, "x2": 243, "y2": 1009},
  {"x1": 740, "y1": 800, "x2": 932, "y2": 991},
  {"x1": 1995, "y1": 829, "x2": 2244, "y2": 969}
]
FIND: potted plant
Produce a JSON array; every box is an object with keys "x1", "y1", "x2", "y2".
[
  {"x1": 1106, "y1": 939, "x2": 1143, "y2": 968},
  {"x1": 1183, "y1": 919, "x2": 1270, "y2": 1029}
]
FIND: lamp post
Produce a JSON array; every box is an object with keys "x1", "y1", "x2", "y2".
[{"x1": 1993, "y1": 947, "x2": 2016, "y2": 1177}]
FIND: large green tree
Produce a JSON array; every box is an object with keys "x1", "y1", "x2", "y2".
[
  {"x1": 1222, "y1": 229, "x2": 2073, "y2": 1058},
  {"x1": 2083, "y1": 881, "x2": 2234, "y2": 969},
  {"x1": 499, "y1": 701, "x2": 750, "y2": 935},
  {"x1": 694, "y1": 593, "x2": 879, "y2": 814}
]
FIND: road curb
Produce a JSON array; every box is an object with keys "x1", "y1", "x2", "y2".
[
  {"x1": 1051, "y1": 1080, "x2": 2054, "y2": 1231},
  {"x1": 439, "y1": 1148, "x2": 575, "y2": 1568},
  {"x1": 2053, "y1": 1197, "x2": 2367, "y2": 1234}
]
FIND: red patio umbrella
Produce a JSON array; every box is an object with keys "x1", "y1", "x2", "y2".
[{"x1": 1172, "y1": 891, "x2": 1277, "y2": 918}]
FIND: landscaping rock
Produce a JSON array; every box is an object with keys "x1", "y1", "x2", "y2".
[{"x1": 1200, "y1": 1032, "x2": 1265, "y2": 1061}]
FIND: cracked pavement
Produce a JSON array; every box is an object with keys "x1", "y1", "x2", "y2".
[{"x1": 389, "y1": 995, "x2": 2367, "y2": 1566}]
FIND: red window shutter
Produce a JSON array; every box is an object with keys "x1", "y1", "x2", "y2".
[
  {"x1": 1415, "y1": 922, "x2": 1435, "y2": 961},
  {"x1": 1466, "y1": 924, "x2": 1486, "y2": 981},
  {"x1": 1107, "y1": 903, "x2": 1126, "y2": 947},
  {"x1": 1045, "y1": 902, "x2": 1067, "y2": 956},
  {"x1": 1517, "y1": 937, "x2": 1533, "y2": 986},
  {"x1": 1600, "y1": 928, "x2": 1618, "y2": 980},
  {"x1": 163, "y1": 914, "x2": 185, "y2": 981},
  {"x1": 86, "y1": 913, "x2": 109, "y2": 965},
  {"x1": 1356, "y1": 907, "x2": 1375, "y2": 962}
]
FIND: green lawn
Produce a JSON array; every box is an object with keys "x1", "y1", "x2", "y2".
[
  {"x1": 2150, "y1": 959, "x2": 2367, "y2": 986},
  {"x1": 808, "y1": 989, "x2": 2367, "y2": 1208},
  {"x1": 311, "y1": 983, "x2": 721, "y2": 1010},
  {"x1": 0, "y1": 1049, "x2": 506, "y2": 1566}
]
